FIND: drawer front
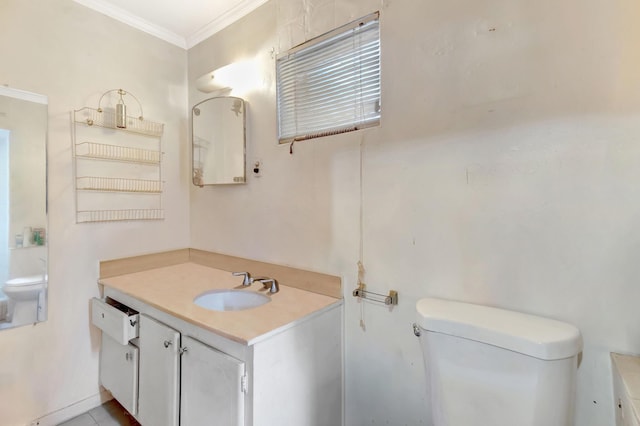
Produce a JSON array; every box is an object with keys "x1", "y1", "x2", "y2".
[
  {"x1": 91, "y1": 298, "x2": 139, "y2": 345},
  {"x1": 100, "y1": 334, "x2": 139, "y2": 416}
]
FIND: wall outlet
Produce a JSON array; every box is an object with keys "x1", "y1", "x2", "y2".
[{"x1": 252, "y1": 159, "x2": 262, "y2": 177}]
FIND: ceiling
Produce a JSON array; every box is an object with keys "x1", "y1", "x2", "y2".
[{"x1": 73, "y1": 0, "x2": 268, "y2": 49}]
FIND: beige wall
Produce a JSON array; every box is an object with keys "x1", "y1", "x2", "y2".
[
  {"x1": 0, "y1": 1, "x2": 189, "y2": 424},
  {"x1": 189, "y1": 0, "x2": 640, "y2": 425}
]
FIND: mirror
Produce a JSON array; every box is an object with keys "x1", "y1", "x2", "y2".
[
  {"x1": 0, "y1": 86, "x2": 48, "y2": 330},
  {"x1": 192, "y1": 97, "x2": 246, "y2": 186}
]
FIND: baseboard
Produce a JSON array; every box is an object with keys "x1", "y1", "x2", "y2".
[{"x1": 29, "y1": 390, "x2": 112, "y2": 426}]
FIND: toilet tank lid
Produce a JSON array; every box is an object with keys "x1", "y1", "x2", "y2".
[
  {"x1": 416, "y1": 298, "x2": 582, "y2": 360},
  {"x1": 5, "y1": 275, "x2": 47, "y2": 286}
]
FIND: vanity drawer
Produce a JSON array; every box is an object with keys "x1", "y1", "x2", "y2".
[{"x1": 91, "y1": 297, "x2": 139, "y2": 345}]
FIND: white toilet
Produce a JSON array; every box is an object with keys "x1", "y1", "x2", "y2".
[
  {"x1": 415, "y1": 297, "x2": 582, "y2": 426},
  {"x1": 3, "y1": 275, "x2": 47, "y2": 324}
]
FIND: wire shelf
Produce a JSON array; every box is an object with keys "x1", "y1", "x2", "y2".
[
  {"x1": 76, "y1": 209, "x2": 164, "y2": 223},
  {"x1": 74, "y1": 107, "x2": 164, "y2": 137},
  {"x1": 76, "y1": 176, "x2": 162, "y2": 193},
  {"x1": 76, "y1": 142, "x2": 161, "y2": 164}
]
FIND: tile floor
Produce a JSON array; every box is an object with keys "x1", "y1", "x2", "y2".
[{"x1": 57, "y1": 399, "x2": 139, "y2": 426}]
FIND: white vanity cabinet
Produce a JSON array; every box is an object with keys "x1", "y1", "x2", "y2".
[
  {"x1": 99, "y1": 334, "x2": 138, "y2": 415},
  {"x1": 137, "y1": 315, "x2": 180, "y2": 426},
  {"x1": 91, "y1": 298, "x2": 140, "y2": 416},
  {"x1": 95, "y1": 287, "x2": 342, "y2": 426},
  {"x1": 136, "y1": 315, "x2": 246, "y2": 426},
  {"x1": 612, "y1": 353, "x2": 640, "y2": 426},
  {"x1": 180, "y1": 336, "x2": 245, "y2": 426}
]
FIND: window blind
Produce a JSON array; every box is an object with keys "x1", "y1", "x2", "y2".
[{"x1": 276, "y1": 12, "x2": 381, "y2": 144}]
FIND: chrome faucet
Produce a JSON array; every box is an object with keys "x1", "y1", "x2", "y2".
[
  {"x1": 256, "y1": 278, "x2": 279, "y2": 294},
  {"x1": 232, "y1": 271, "x2": 253, "y2": 286}
]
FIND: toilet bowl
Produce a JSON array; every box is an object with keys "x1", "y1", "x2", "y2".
[
  {"x1": 3, "y1": 275, "x2": 47, "y2": 324},
  {"x1": 415, "y1": 297, "x2": 582, "y2": 426}
]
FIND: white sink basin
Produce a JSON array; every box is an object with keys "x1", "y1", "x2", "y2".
[{"x1": 194, "y1": 289, "x2": 271, "y2": 311}]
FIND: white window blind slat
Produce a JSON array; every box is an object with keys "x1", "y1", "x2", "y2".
[
  {"x1": 278, "y1": 41, "x2": 380, "y2": 75},
  {"x1": 278, "y1": 50, "x2": 381, "y2": 89},
  {"x1": 289, "y1": 92, "x2": 380, "y2": 117},
  {"x1": 276, "y1": 12, "x2": 381, "y2": 143},
  {"x1": 278, "y1": 60, "x2": 381, "y2": 95},
  {"x1": 280, "y1": 81, "x2": 380, "y2": 108}
]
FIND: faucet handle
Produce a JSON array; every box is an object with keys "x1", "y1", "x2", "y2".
[
  {"x1": 232, "y1": 271, "x2": 253, "y2": 286},
  {"x1": 256, "y1": 278, "x2": 279, "y2": 294}
]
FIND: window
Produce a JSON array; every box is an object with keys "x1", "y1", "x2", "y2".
[{"x1": 276, "y1": 12, "x2": 381, "y2": 144}]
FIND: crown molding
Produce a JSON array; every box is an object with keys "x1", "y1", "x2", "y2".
[
  {"x1": 185, "y1": 0, "x2": 269, "y2": 49},
  {"x1": 73, "y1": 0, "x2": 187, "y2": 49},
  {"x1": 0, "y1": 86, "x2": 48, "y2": 104},
  {"x1": 74, "y1": 0, "x2": 268, "y2": 51}
]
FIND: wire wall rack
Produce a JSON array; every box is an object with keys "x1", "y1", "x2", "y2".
[
  {"x1": 75, "y1": 142, "x2": 161, "y2": 164},
  {"x1": 76, "y1": 177, "x2": 163, "y2": 193},
  {"x1": 72, "y1": 90, "x2": 164, "y2": 223},
  {"x1": 74, "y1": 107, "x2": 164, "y2": 137},
  {"x1": 76, "y1": 209, "x2": 165, "y2": 223}
]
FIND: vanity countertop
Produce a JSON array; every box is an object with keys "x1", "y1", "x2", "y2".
[{"x1": 99, "y1": 262, "x2": 341, "y2": 345}]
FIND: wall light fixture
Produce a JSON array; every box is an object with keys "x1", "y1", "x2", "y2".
[{"x1": 195, "y1": 59, "x2": 261, "y2": 93}]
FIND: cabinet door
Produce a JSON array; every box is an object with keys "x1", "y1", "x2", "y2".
[
  {"x1": 180, "y1": 336, "x2": 245, "y2": 426},
  {"x1": 137, "y1": 314, "x2": 180, "y2": 426},
  {"x1": 99, "y1": 334, "x2": 138, "y2": 415}
]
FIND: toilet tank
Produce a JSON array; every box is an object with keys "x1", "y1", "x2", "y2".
[{"x1": 416, "y1": 298, "x2": 582, "y2": 426}]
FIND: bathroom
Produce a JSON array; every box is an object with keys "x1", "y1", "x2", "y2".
[{"x1": 2, "y1": 0, "x2": 639, "y2": 425}]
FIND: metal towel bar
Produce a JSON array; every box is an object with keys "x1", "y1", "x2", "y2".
[{"x1": 352, "y1": 286, "x2": 398, "y2": 306}]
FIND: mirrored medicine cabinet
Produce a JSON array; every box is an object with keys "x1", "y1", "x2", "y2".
[{"x1": 192, "y1": 97, "x2": 246, "y2": 186}]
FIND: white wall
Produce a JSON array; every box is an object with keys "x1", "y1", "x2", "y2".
[
  {"x1": 0, "y1": 1, "x2": 189, "y2": 424},
  {"x1": 189, "y1": 0, "x2": 640, "y2": 425}
]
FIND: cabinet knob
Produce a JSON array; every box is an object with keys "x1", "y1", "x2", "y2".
[
  {"x1": 125, "y1": 352, "x2": 132, "y2": 361},
  {"x1": 163, "y1": 340, "x2": 173, "y2": 348}
]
